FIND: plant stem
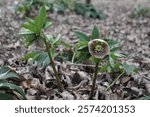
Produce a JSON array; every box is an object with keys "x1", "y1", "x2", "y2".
[
  {"x1": 105, "y1": 70, "x2": 125, "y2": 91},
  {"x1": 89, "y1": 60, "x2": 100, "y2": 100},
  {"x1": 42, "y1": 32, "x2": 63, "y2": 92}
]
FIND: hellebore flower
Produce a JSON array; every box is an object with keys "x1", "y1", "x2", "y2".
[{"x1": 88, "y1": 39, "x2": 110, "y2": 59}]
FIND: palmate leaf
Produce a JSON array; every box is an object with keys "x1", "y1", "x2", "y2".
[
  {"x1": 75, "y1": 31, "x2": 90, "y2": 41},
  {"x1": 0, "y1": 83, "x2": 26, "y2": 100},
  {"x1": 22, "y1": 5, "x2": 47, "y2": 34},
  {"x1": 91, "y1": 25, "x2": 100, "y2": 39}
]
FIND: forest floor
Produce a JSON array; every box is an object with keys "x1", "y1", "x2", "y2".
[{"x1": 0, "y1": 0, "x2": 150, "y2": 100}]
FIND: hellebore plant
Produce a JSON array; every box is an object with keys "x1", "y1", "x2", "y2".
[
  {"x1": 20, "y1": 5, "x2": 63, "y2": 92},
  {"x1": 74, "y1": 26, "x2": 110, "y2": 99},
  {"x1": 74, "y1": 26, "x2": 137, "y2": 99},
  {"x1": 88, "y1": 39, "x2": 110, "y2": 99}
]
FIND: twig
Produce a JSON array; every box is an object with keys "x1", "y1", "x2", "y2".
[{"x1": 105, "y1": 71, "x2": 125, "y2": 91}]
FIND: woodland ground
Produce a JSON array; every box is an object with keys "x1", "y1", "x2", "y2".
[{"x1": 0, "y1": 0, "x2": 150, "y2": 100}]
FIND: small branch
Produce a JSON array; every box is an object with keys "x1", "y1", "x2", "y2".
[{"x1": 105, "y1": 71, "x2": 125, "y2": 91}]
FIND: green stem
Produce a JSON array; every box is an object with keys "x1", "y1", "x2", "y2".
[
  {"x1": 105, "y1": 70, "x2": 125, "y2": 91},
  {"x1": 42, "y1": 32, "x2": 63, "y2": 92},
  {"x1": 89, "y1": 60, "x2": 100, "y2": 100}
]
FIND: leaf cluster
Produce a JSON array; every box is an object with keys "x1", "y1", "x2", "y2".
[{"x1": 74, "y1": 26, "x2": 138, "y2": 74}]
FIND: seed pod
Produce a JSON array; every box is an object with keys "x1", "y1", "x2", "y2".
[{"x1": 88, "y1": 39, "x2": 110, "y2": 58}]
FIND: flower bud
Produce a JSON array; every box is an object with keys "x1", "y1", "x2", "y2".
[{"x1": 88, "y1": 39, "x2": 109, "y2": 58}]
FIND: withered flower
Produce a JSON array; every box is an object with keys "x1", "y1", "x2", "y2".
[{"x1": 88, "y1": 39, "x2": 110, "y2": 58}]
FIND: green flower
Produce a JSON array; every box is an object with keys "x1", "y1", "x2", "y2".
[{"x1": 88, "y1": 39, "x2": 110, "y2": 58}]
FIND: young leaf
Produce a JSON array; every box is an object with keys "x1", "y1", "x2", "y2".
[
  {"x1": 19, "y1": 30, "x2": 35, "y2": 35},
  {"x1": 111, "y1": 53, "x2": 127, "y2": 59},
  {"x1": 76, "y1": 41, "x2": 88, "y2": 50},
  {"x1": 35, "y1": 5, "x2": 47, "y2": 33},
  {"x1": 22, "y1": 51, "x2": 38, "y2": 61},
  {"x1": 75, "y1": 31, "x2": 90, "y2": 41},
  {"x1": 109, "y1": 55, "x2": 115, "y2": 68},
  {"x1": 91, "y1": 25, "x2": 100, "y2": 39},
  {"x1": 23, "y1": 34, "x2": 36, "y2": 47},
  {"x1": 44, "y1": 21, "x2": 53, "y2": 29},
  {"x1": 22, "y1": 23, "x2": 37, "y2": 33},
  {"x1": 75, "y1": 51, "x2": 91, "y2": 63}
]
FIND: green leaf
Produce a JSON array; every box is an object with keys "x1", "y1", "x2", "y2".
[
  {"x1": 122, "y1": 62, "x2": 138, "y2": 74},
  {"x1": 75, "y1": 52, "x2": 91, "y2": 63},
  {"x1": 107, "y1": 39, "x2": 119, "y2": 49},
  {"x1": 26, "y1": 17, "x2": 35, "y2": 25},
  {"x1": 91, "y1": 57, "x2": 100, "y2": 64},
  {"x1": 22, "y1": 23, "x2": 37, "y2": 33},
  {"x1": 107, "y1": 66, "x2": 112, "y2": 73},
  {"x1": 109, "y1": 55, "x2": 115, "y2": 68},
  {"x1": 99, "y1": 65, "x2": 108, "y2": 72},
  {"x1": 21, "y1": 5, "x2": 47, "y2": 34},
  {"x1": 19, "y1": 30, "x2": 35, "y2": 35},
  {"x1": 22, "y1": 51, "x2": 50, "y2": 67},
  {"x1": 0, "y1": 83, "x2": 26, "y2": 100},
  {"x1": 22, "y1": 51, "x2": 38, "y2": 61},
  {"x1": 0, "y1": 67, "x2": 24, "y2": 81},
  {"x1": 0, "y1": 93, "x2": 13, "y2": 100},
  {"x1": 91, "y1": 25, "x2": 100, "y2": 39},
  {"x1": 58, "y1": 40, "x2": 72, "y2": 48},
  {"x1": 44, "y1": 21, "x2": 53, "y2": 29},
  {"x1": 111, "y1": 53, "x2": 127, "y2": 59},
  {"x1": 35, "y1": 5, "x2": 47, "y2": 33},
  {"x1": 140, "y1": 95, "x2": 150, "y2": 100},
  {"x1": 110, "y1": 47, "x2": 120, "y2": 52},
  {"x1": 76, "y1": 41, "x2": 88, "y2": 50},
  {"x1": 24, "y1": 34, "x2": 36, "y2": 47},
  {"x1": 52, "y1": 35, "x2": 61, "y2": 45},
  {"x1": 35, "y1": 52, "x2": 49, "y2": 66},
  {"x1": 75, "y1": 31, "x2": 90, "y2": 41}
]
